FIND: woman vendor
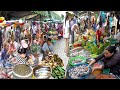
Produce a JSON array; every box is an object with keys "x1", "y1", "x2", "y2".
[
  {"x1": 1, "y1": 42, "x2": 10, "y2": 61},
  {"x1": 42, "y1": 38, "x2": 53, "y2": 60},
  {"x1": 96, "y1": 26, "x2": 103, "y2": 46},
  {"x1": 86, "y1": 46, "x2": 120, "y2": 75},
  {"x1": 19, "y1": 39, "x2": 30, "y2": 58}
]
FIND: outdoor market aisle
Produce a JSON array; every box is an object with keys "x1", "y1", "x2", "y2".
[{"x1": 53, "y1": 38, "x2": 69, "y2": 70}]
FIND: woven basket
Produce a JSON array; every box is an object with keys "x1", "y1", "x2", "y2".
[{"x1": 12, "y1": 65, "x2": 33, "y2": 79}]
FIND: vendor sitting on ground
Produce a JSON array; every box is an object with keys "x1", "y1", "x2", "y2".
[
  {"x1": 86, "y1": 46, "x2": 120, "y2": 75},
  {"x1": 19, "y1": 39, "x2": 30, "y2": 58},
  {"x1": 18, "y1": 48, "x2": 27, "y2": 59},
  {"x1": 42, "y1": 38, "x2": 53, "y2": 60},
  {"x1": 1, "y1": 42, "x2": 10, "y2": 61}
]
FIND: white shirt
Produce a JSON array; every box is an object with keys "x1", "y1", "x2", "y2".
[
  {"x1": 55, "y1": 23, "x2": 58, "y2": 29},
  {"x1": 70, "y1": 21, "x2": 74, "y2": 28},
  {"x1": 32, "y1": 25, "x2": 37, "y2": 34},
  {"x1": 14, "y1": 41, "x2": 20, "y2": 50},
  {"x1": 71, "y1": 24, "x2": 78, "y2": 31},
  {"x1": 63, "y1": 20, "x2": 70, "y2": 38},
  {"x1": 113, "y1": 16, "x2": 117, "y2": 26},
  {"x1": 115, "y1": 32, "x2": 120, "y2": 41}
]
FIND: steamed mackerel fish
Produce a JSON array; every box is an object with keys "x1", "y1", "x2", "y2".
[{"x1": 35, "y1": 67, "x2": 51, "y2": 78}]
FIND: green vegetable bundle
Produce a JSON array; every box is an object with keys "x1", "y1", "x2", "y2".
[
  {"x1": 84, "y1": 41, "x2": 98, "y2": 54},
  {"x1": 107, "y1": 38, "x2": 118, "y2": 45},
  {"x1": 96, "y1": 42, "x2": 111, "y2": 55},
  {"x1": 31, "y1": 44, "x2": 40, "y2": 54},
  {"x1": 51, "y1": 66, "x2": 65, "y2": 79},
  {"x1": 68, "y1": 56, "x2": 87, "y2": 66},
  {"x1": 90, "y1": 54, "x2": 98, "y2": 58},
  {"x1": 84, "y1": 41, "x2": 111, "y2": 55}
]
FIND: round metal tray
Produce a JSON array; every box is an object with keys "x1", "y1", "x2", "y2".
[
  {"x1": 33, "y1": 65, "x2": 51, "y2": 79},
  {"x1": 66, "y1": 63, "x2": 92, "y2": 79}
]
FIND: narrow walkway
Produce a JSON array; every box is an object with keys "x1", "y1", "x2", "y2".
[{"x1": 53, "y1": 38, "x2": 69, "y2": 70}]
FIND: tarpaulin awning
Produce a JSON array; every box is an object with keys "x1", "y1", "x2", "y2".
[
  {"x1": 31, "y1": 11, "x2": 49, "y2": 17},
  {"x1": 50, "y1": 11, "x2": 62, "y2": 20},
  {"x1": 9, "y1": 11, "x2": 35, "y2": 18}
]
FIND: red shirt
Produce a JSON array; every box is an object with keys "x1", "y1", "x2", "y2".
[
  {"x1": 60, "y1": 31, "x2": 63, "y2": 36},
  {"x1": 96, "y1": 30, "x2": 102, "y2": 41}
]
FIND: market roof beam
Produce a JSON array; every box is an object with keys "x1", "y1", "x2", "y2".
[
  {"x1": 0, "y1": 11, "x2": 36, "y2": 20},
  {"x1": 9, "y1": 11, "x2": 35, "y2": 18},
  {"x1": 78, "y1": 11, "x2": 88, "y2": 16}
]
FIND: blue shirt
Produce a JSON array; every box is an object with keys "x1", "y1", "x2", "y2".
[
  {"x1": 1, "y1": 49, "x2": 10, "y2": 60},
  {"x1": 93, "y1": 23, "x2": 97, "y2": 32},
  {"x1": 101, "y1": 11, "x2": 106, "y2": 23},
  {"x1": 73, "y1": 17, "x2": 77, "y2": 24},
  {"x1": 42, "y1": 43, "x2": 53, "y2": 53},
  {"x1": 109, "y1": 17, "x2": 113, "y2": 28}
]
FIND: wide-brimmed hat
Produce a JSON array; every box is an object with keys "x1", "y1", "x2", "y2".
[{"x1": 21, "y1": 40, "x2": 28, "y2": 48}]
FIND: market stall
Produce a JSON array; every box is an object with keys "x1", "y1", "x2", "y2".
[
  {"x1": 66, "y1": 11, "x2": 119, "y2": 79},
  {"x1": 0, "y1": 16, "x2": 66, "y2": 79},
  {"x1": 48, "y1": 30, "x2": 58, "y2": 45}
]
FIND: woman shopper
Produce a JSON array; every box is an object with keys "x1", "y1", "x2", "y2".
[
  {"x1": 63, "y1": 13, "x2": 71, "y2": 57},
  {"x1": 1, "y1": 42, "x2": 10, "y2": 61}
]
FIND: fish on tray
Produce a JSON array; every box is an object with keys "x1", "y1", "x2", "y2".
[{"x1": 68, "y1": 65, "x2": 90, "y2": 79}]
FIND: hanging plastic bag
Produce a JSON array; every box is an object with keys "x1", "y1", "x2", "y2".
[{"x1": 96, "y1": 24, "x2": 100, "y2": 30}]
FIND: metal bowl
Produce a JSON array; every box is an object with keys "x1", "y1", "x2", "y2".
[{"x1": 33, "y1": 65, "x2": 51, "y2": 79}]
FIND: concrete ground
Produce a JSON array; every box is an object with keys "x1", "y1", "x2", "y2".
[{"x1": 53, "y1": 38, "x2": 69, "y2": 70}]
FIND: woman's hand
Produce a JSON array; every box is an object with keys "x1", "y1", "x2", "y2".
[
  {"x1": 84, "y1": 66, "x2": 89, "y2": 72},
  {"x1": 92, "y1": 65, "x2": 103, "y2": 72},
  {"x1": 92, "y1": 67, "x2": 97, "y2": 72}
]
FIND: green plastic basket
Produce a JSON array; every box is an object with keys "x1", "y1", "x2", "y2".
[
  {"x1": 68, "y1": 55, "x2": 87, "y2": 66},
  {"x1": 102, "y1": 68, "x2": 110, "y2": 74}
]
